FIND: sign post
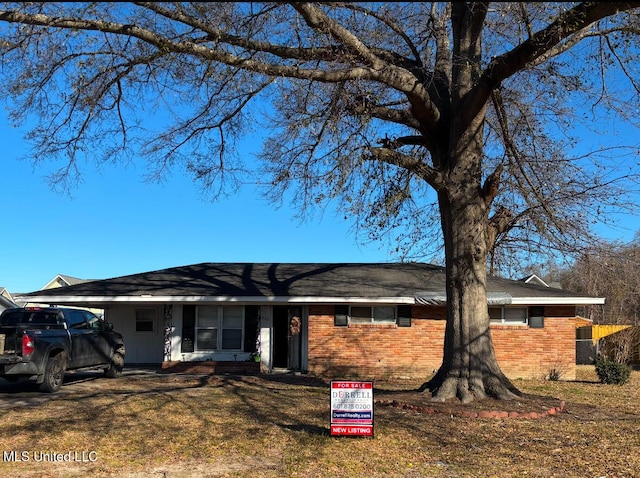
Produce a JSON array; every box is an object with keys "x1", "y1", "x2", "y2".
[{"x1": 330, "y1": 380, "x2": 374, "y2": 437}]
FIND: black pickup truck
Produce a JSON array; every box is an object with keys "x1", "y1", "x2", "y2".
[{"x1": 0, "y1": 306, "x2": 125, "y2": 392}]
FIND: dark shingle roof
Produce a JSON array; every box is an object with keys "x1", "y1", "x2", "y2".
[{"x1": 16, "y1": 262, "x2": 597, "y2": 304}]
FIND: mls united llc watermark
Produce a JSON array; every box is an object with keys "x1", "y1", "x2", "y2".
[{"x1": 3, "y1": 450, "x2": 98, "y2": 463}]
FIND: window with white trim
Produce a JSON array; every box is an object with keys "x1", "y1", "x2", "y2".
[
  {"x1": 349, "y1": 306, "x2": 396, "y2": 324},
  {"x1": 221, "y1": 306, "x2": 243, "y2": 349},
  {"x1": 196, "y1": 306, "x2": 218, "y2": 350},
  {"x1": 489, "y1": 306, "x2": 528, "y2": 325},
  {"x1": 135, "y1": 308, "x2": 156, "y2": 332},
  {"x1": 195, "y1": 305, "x2": 244, "y2": 351}
]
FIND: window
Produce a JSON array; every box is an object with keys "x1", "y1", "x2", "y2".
[
  {"x1": 0, "y1": 310, "x2": 59, "y2": 326},
  {"x1": 490, "y1": 306, "x2": 528, "y2": 325},
  {"x1": 67, "y1": 310, "x2": 88, "y2": 329},
  {"x1": 221, "y1": 306, "x2": 243, "y2": 350},
  {"x1": 348, "y1": 306, "x2": 396, "y2": 324},
  {"x1": 135, "y1": 308, "x2": 156, "y2": 332},
  {"x1": 196, "y1": 306, "x2": 218, "y2": 350},
  {"x1": 195, "y1": 306, "x2": 244, "y2": 351},
  {"x1": 86, "y1": 311, "x2": 103, "y2": 331}
]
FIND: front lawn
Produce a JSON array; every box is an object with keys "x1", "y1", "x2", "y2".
[{"x1": 0, "y1": 366, "x2": 638, "y2": 477}]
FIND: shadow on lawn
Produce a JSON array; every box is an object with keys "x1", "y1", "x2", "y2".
[
  {"x1": 280, "y1": 423, "x2": 330, "y2": 435},
  {"x1": 251, "y1": 372, "x2": 330, "y2": 388}
]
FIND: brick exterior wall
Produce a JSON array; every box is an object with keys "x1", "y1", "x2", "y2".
[{"x1": 307, "y1": 304, "x2": 577, "y2": 381}]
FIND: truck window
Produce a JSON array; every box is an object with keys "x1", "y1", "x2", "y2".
[
  {"x1": 67, "y1": 310, "x2": 88, "y2": 329},
  {"x1": 32, "y1": 312, "x2": 59, "y2": 325},
  {"x1": 0, "y1": 310, "x2": 59, "y2": 325},
  {"x1": 86, "y1": 312, "x2": 103, "y2": 331},
  {"x1": 0, "y1": 311, "x2": 22, "y2": 325}
]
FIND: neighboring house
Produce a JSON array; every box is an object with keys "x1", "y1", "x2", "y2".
[
  {"x1": 22, "y1": 274, "x2": 104, "y2": 318},
  {"x1": 41, "y1": 274, "x2": 92, "y2": 290},
  {"x1": 3, "y1": 275, "x2": 97, "y2": 310},
  {"x1": 15, "y1": 262, "x2": 605, "y2": 381},
  {"x1": 0, "y1": 287, "x2": 17, "y2": 313},
  {"x1": 520, "y1": 274, "x2": 550, "y2": 288},
  {"x1": 520, "y1": 273, "x2": 563, "y2": 290}
]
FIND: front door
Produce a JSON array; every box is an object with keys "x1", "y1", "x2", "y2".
[{"x1": 273, "y1": 306, "x2": 302, "y2": 370}]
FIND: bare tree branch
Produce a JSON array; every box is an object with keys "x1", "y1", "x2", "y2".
[{"x1": 470, "y1": 2, "x2": 640, "y2": 118}]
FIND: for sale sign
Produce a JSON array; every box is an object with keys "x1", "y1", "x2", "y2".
[{"x1": 330, "y1": 380, "x2": 374, "y2": 437}]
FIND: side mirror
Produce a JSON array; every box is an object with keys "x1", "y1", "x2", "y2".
[{"x1": 104, "y1": 322, "x2": 114, "y2": 331}]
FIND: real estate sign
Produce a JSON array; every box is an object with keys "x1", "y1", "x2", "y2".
[{"x1": 330, "y1": 380, "x2": 374, "y2": 437}]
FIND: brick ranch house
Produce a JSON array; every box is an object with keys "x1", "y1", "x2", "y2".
[{"x1": 16, "y1": 262, "x2": 605, "y2": 381}]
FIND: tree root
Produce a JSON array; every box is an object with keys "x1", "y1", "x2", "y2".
[{"x1": 421, "y1": 372, "x2": 521, "y2": 403}]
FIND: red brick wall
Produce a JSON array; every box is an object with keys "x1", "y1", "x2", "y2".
[{"x1": 307, "y1": 305, "x2": 577, "y2": 381}]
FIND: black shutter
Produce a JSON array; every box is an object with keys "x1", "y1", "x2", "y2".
[
  {"x1": 334, "y1": 305, "x2": 349, "y2": 326},
  {"x1": 529, "y1": 306, "x2": 545, "y2": 329},
  {"x1": 181, "y1": 305, "x2": 196, "y2": 353},
  {"x1": 397, "y1": 305, "x2": 412, "y2": 327}
]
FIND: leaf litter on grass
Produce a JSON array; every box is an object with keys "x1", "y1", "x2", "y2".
[{"x1": 0, "y1": 366, "x2": 638, "y2": 477}]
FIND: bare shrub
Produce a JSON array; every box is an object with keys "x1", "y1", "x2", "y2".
[
  {"x1": 599, "y1": 327, "x2": 640, "y2": 365},
  {"x1": 544, "y1": 362, "x2": 571, "y2": 381}
]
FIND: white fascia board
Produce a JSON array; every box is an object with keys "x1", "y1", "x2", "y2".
[
  {"x1": 17, "y1": 295, "x2": 416, "y2": 305},
  {"x1": 287, "y1": 297, "x2": 416, "y2": 304},
  {"x1": 510, "y1": 297, "x2": 606, "y2": 305},
  {"x1": 19, "y1": 294, "x2": 604, "y2": 306}
]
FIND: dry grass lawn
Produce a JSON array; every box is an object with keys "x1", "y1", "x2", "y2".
[{"x1": 0, "y1": 366, "x2": 639, "y2": 478}]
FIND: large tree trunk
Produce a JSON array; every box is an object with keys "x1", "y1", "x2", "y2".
[
  {"x1": 420, "y1": 2, "x2": 521, "y2": 401},
  {"x1": 422, "y1": 173, "x2": 521, "y2": 402}
]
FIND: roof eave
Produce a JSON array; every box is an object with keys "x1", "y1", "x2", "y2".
[
  {"x1": 16, "y1": 294, "x2": 605, "y2": 307},
  {"x1": 510, "y1": 297, "x2": 606, "y2": 305},
  {"x1": 14, "y1": 295, "x2": 417, "y2": 305}
]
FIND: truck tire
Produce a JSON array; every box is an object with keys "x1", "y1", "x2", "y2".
[
  {"x1": 40, "y1": 353, "x2": 66, "y2": 393},
  {"x1": 105, "y1": 351, "x2": 124, "y2": 378}
]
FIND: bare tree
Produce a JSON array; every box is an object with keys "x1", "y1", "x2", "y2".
[
  {"x1": 1, "y1": 2, "x2": 639, "y2": 401},
  {"x1": 561, "y1": 236, "x2": 640, "y2": 365},
  {"x1": 562, "y1": 238, "x2": 640, "y2": 326}
]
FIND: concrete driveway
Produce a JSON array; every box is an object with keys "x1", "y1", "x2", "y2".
[{"x1": 0, "y1": 367, "x2": 163, "y2": 409}]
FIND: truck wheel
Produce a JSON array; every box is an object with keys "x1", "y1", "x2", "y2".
[
  {"x1": 105, "y1": 352, "x2": 124, "y2": 378},
  {"x1": 40, "y1": 354, "x2": 66, "y2": 393}
]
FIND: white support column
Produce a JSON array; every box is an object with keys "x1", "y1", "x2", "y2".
[
  {"x1": 259, "y1": 305, "x2": 273, "y2": 373},
  {"x1": 170, "y1": 305, "x2": 183, "y2": 362}
]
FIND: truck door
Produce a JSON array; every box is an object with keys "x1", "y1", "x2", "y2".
[
  {"x1": 85, "y1": 311, "x2": 113, "y2": 365},
  {"x1": 66, "y1": 309, "x2": 98, "y2": 368}
]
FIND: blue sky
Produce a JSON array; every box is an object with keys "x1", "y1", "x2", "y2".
[
  {"x1": 0, "y1": 111, "x2": 395, "y2": 294},
  {"x1": 2, "y1": 106, "x2": 638, "y2": 294}
]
